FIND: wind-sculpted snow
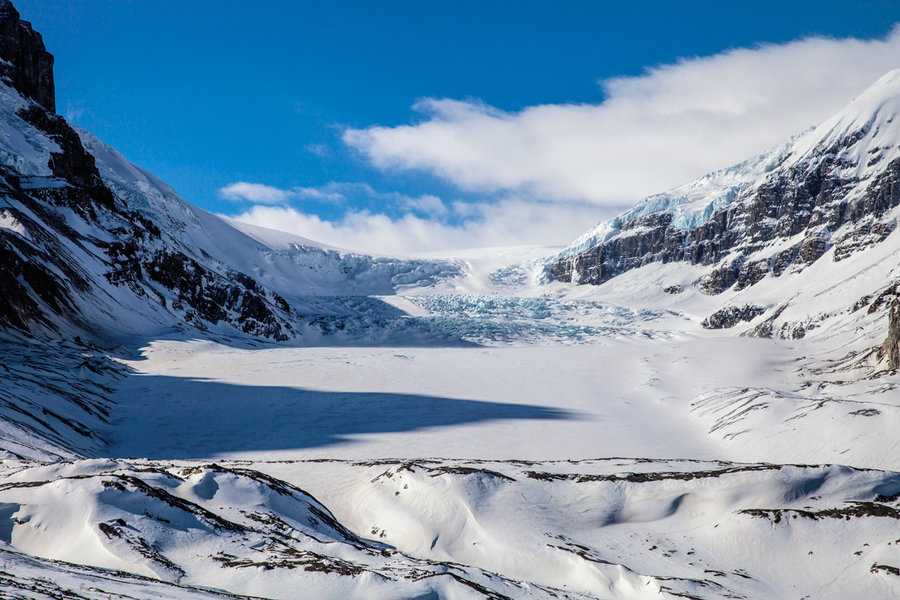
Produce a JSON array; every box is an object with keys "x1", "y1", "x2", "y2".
[
  {"x1": 0, "y1": 549, "x2": 265, "y2": 600},
  {"x1": 0, "y1": 459, "x2": 640, "y2": 599},
  {"x1": 690, "y1": 347, "x2": 900, "y2": 469},
  {"x1": 2, "y1": 457, "x2": 899, "y2": 600}
]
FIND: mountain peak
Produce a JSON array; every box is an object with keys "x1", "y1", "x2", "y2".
[
  {"x1": 859, "y1": 67, "x2": 900, "y2": 97},
  {"x1": 798, "y1": 68, "x2": 900, "y2": 161},
  {"x1": 0, "y1": 0, "x2": 54, "y2": 112},
  {"x1": 837, "y1": 68, "x2": 900, "y2": 123}
]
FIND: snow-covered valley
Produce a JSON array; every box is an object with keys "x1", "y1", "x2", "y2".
[
  {"x1": 4, "y1": 221, "x2": 900, "y2": 599},
  {"x1": 4, "y1": 253, "x2": 900, "y2": 599}
]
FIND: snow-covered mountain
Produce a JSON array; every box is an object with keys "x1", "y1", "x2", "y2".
[
  {"x1": 552, "y1": 71, "x2": 900, "y2": 363},
  {"x1": 2, "y1": 2, "x2": 900, "y2": 599},
  {"x1": 553, "y1": 69, "x2": 900, "y2": 288},
  {"x1": 0, "y1": 0, "x2": 460, "y2": 345}
]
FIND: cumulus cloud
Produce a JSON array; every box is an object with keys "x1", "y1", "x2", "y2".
[
  {"x1": 398, "y1": 193, "x2": 447, "y2": 218},
  {"x1": 220, "y1": 180, "x2": 447, "y2": 214},
  {"x1": 293, "y1": 186, "x2": 346, "y2": 203},
  {"x1": 231, "y1": 198, "x2": 601, "y2": 255},
  {"x1": 343, "y1": 27, "x2": 900, "y2": 206},
  {"x1": 220, "y1": 181, "x2": 294, "y2": 204}
]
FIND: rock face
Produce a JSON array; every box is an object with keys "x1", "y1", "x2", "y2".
[
  {"x1": 551, "y1": 71, "x2": 900, "y2": 295},
  {"x1": 0, "y1": 1, "x2": 296, "y2": 339},
  {"x1": 0, "y1": 0, "x2": 54, "y2": 112},
  {"x1": 551, "y1": 156, "x2": 900, "y2": 291},
  {"x1": 884, "y1": 301, "x2": 900, "y2": 370},
  {"x1": 701, "y1": 304, "x2": 766, "y2": 330}
]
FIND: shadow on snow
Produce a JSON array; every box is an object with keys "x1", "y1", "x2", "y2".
[{"x1": 102, "y1": 374, "x2": 573, "y2": 459}]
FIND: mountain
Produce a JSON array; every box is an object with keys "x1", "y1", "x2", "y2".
[
  {"x1": 552, "y1": 69, "x2": 900, "y2": 288},
  {"x1": 551, "y1": 71, "x2": 900, "y2": 363},
  {"x1": 0, "y1": 1, "x2": 459, "y2": 345}
]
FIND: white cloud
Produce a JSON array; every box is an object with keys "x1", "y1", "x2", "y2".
[
  {"x1": 221, "y1": 182, "x2": 347, "y2": 205},
  {"x1": 304, "y1": 143, "x2": 330, "y2": 158},
  {"x1": 231, "y1": 198, "x2": 604, "y2": 255},
  {"x1": 220, "y1": 181, "x2": 293, "y2": 204},
  {"x1": 398, "y1": 193, "x2": 447, "y2": 217},
  {"x1": 294, "y1": 186, "x2": 346, "y2": 203},
  {"x1": 343, "y1": 27, "x2": 900, "y2": 207},
  {"x1": 220, "y1": 180, "x2": 448, "y2": 215}
]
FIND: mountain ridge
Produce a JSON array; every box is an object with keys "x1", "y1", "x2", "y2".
[
  {"x1": 551, "y1": 69, "x2": 900, "y2": 293},
  {"x1": 0, "y1": 5, "x2": 461, "y2": 345}
]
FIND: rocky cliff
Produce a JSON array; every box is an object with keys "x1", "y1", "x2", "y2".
[{"x1": 0, "y1": 0, "x2": 54, "y2": 111}]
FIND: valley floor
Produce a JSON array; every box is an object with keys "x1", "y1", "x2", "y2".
[{"x1": 2, "y1": 251, "x2": 900, "y2": 599}]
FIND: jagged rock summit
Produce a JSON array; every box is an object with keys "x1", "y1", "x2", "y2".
[{"x1": 0, "y1": 0, "x2": 54, "y2": 112}]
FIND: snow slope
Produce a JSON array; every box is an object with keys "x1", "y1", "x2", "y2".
[{"x1": 2, "y1": 456, "x2": 899, "y2": 600}]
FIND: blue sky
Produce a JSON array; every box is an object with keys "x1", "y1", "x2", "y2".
[{"x1": 16, "y1": 1, "x2": 900, "y2": 253}]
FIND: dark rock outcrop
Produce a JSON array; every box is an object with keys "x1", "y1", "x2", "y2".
[
  {"x1": 18, "y1": 104, "x2": 116, "y2": 212},
  {"x1": 748, "y1": 304, "x2": 788, "y2": 339},
  {"x1": 701, "y1": 304, "x2": 766, "y2": 330},
  {"x1": 0, "y1": 0, "x2": 54, "y2": 111},
  {"x1": 884, "y1": 300, "x2": 900, "y2": 370}
]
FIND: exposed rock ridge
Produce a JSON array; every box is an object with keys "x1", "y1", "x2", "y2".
[
  {"x1": 551, "y1": 71, "x2": 900, "y2": 296},
  {"x1": 0, "y1": 0, "x2": 54, "y2": 112},
  {"x1": 884, "y1": 300, "x2": 900, "y2": 370},
  {"x1": 551, "y1": 154, "x2": 900, "y2": 292}
]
